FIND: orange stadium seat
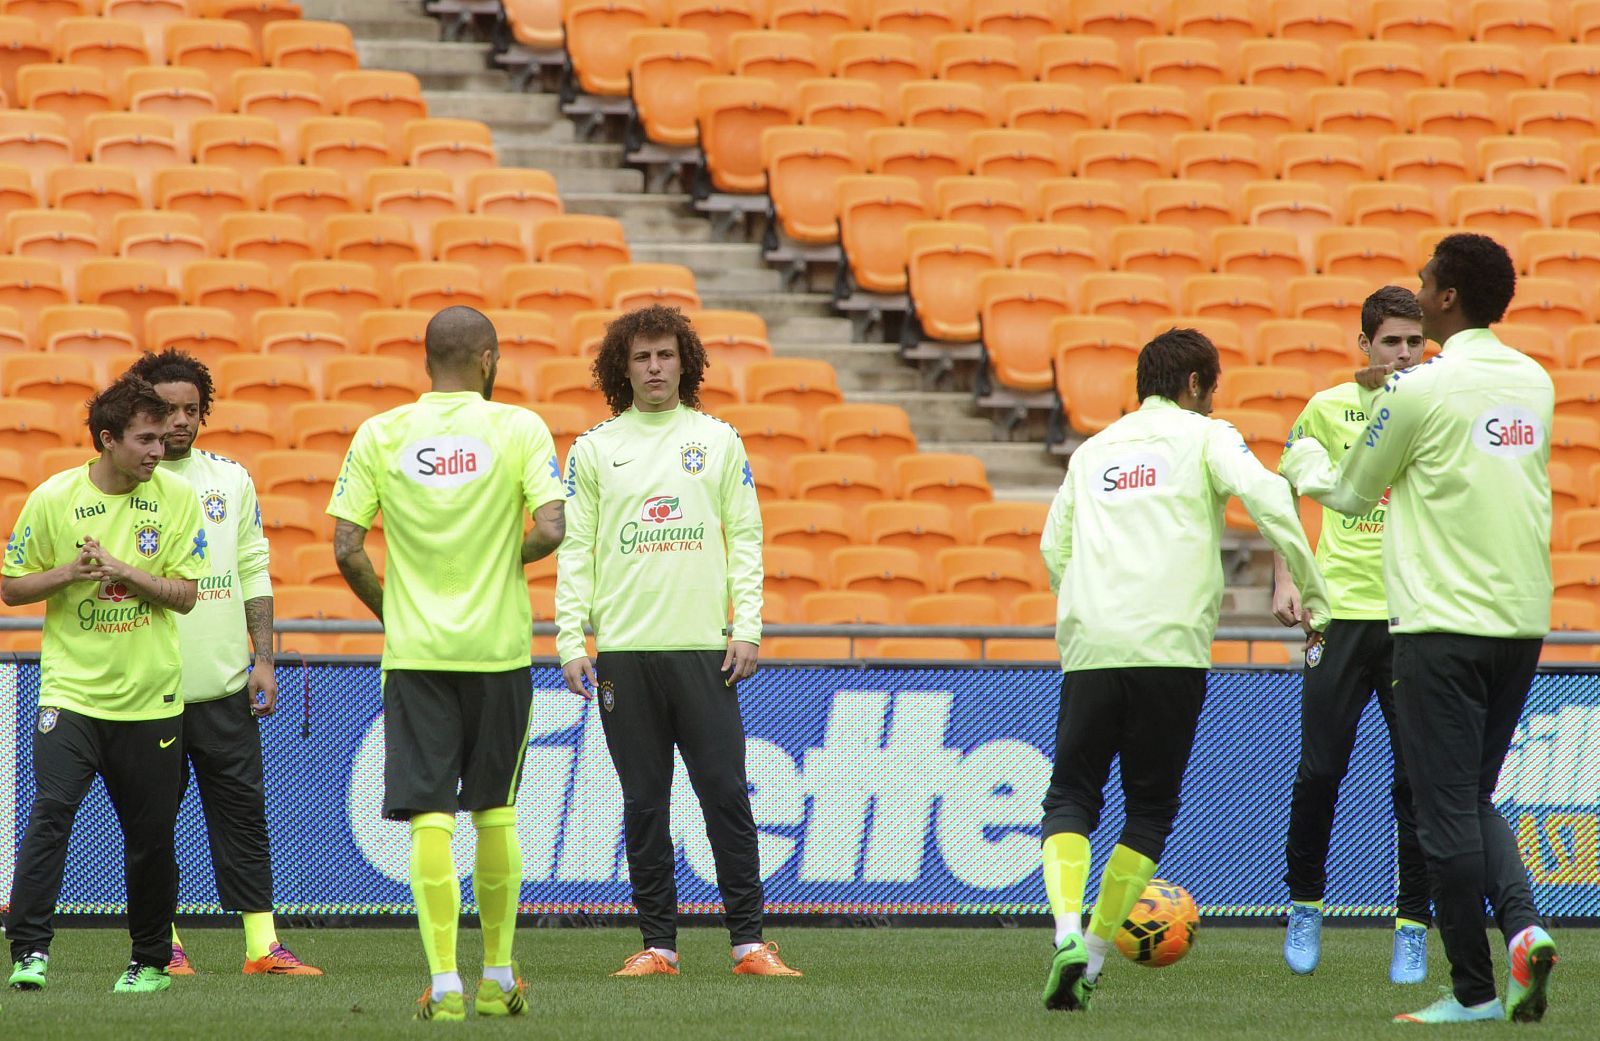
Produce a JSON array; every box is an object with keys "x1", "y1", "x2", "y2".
[
  {"x1": 404, "y1": 119, "x2": 497, "y2": 183},
  {"x1": 969, "y1": 128, "x2": 1060, "y2": 207},
  {"x1": 830, "y1": 545, "x2": 931, "y2": 617},
  {"x1": 165, "y1": 18, "x2": 258, "y2": 108},
  {"x1": 183, "y1": 259, "x2": 281, "y2": 335},
  {"x1": 1172, "y1": 132, "x2": 1267, "y2": 199},
  {"x1": 1510, "y1": 91, "x2": 1596, "y2": 173},
  {"x1": 627, "y1": 30, "x2": 716, "y2": 150},
  {"x1": 0, "y1": 258, "x2": 68, "y2": 341},
  {"x1": 433, "y1": 215, "x2": 529, "y2": 300},
  {"x1": 1569, "y1": 326, "x2": 1600, "y2": 369},
  {"x1": 763, "y1": 126, "x2": 860, "y2": 244},
  {"x1": 800, "y1": 590, "x2": 893, "y2": 630},
  {"x1": 1183, "y1": 273, "x2": 1277, "y2": 345},
  {"x1": 968, "y1": 500, "x2": 1049, "y2": 585},
  {"x1": 731, "y1": 31, "x2": 821, "y2": 113},
  {"x1": 1567, "y1": 509, "x2": 1600, "y2": 553},
  {"x1": 1137, "y1": 36, "x2": 1225, "y2": 93},
  {"x1": 764, "y1": 499, "x2": 854, "y2": 572},
  {"x1": 47, "y1": 164, "x2": 140, "y2": 234},
  {"x1": 1488, "y1": 322, "x2": 1560, "y2": 372},
  {"x1": 770, "y1": 0, "x2": 861, "y2": 58},
  {"x1": 798, "y1": 78, "x2": 889, "y2": 161},
  {"x1": 905, "y1": 592, "x2": 997, "y2": 655},
  {"x1": 199, "y1": 399, "x2": 278, "y2": 465},
  {"x1": 393, "y1": 261, "x2": 490, "y2": 314},
  {"x1": 1449, "y1": 184, "x2": 1543, "y2": 248},
  {"x1": 364, "y1": 168, "x2": 458, "y2": 260},
  {"x1": 836, "y1": 174, "x2": 927, "y2": 294},
  {"x1": 1109, "y1": 225, "x2": 1208, "y2": 305},
  {"x1": 829, "y1": 32, "x2": 924, "y2": 122},
  {"x1": 1315, "y1": 227, "x2": 1410, "y2": 283},
  {"x1": 7, "y1": 210, "x2": 98, "y2": 295},
  {"x1": 977, "y1": 269, "x2": 1071, "y2": 392},
  {"x1": 1553, "y1": 186, "x2": 1600, "y2": 234},
  {"x1": 189, "y1": 115, "x2": 284, "y2": 200},
  {"x1": 299, "y1": 117, "x2": 391, "y2": 202},
  {"x1": 1002, "y1": 84, "x2": 1094, "y2": 157},
  {"x1": 900, "y1": 79, "x2": 989, "y2": 142},
  {"x1": 1105, "y1": 82, "x2": 1197, "y2": 163},
  {"x1": 1080, "y1": 272, "x2": 1173, "y2": 334},
  {"x1": 1542, "y1": 43, "x2": 1600, "y2": 104},
  {"x1": 789, "y1": 452, "x2": 886, "y2": 519},
  {"x1": 745, "y1": 358, "x2": 843, "y2": 421},
  {"x1": 905, "y1": 221, "x2": 997, "y2": 343},
  {"x1": 83, "y1": 114, "x2": 182, "y2": 207},
  {"x1": 475, "y1": 310, "x2": 558, "y2": 370},
  {"x1": 1072, "y1": 0, "x2": 1164, "y2": 68},
  {"x1": 143, "y1": 305, "x2": 240, "y2": 368},
  {"x1": 258, "y1": 307, "x2": 352, "y2": 371},
  {"x1": 1274, "y1": 2, "x2": 1364, "y2": 71},
  {"x1": 325, "y1": 356, "x2": 424, "y2": 412},
  {"x1": 933, "y1": 33, "x2": 1024, "y2": 120},
  {"x1": 1554, "y1": 371, "x2": 1600, "y2": 421},
  {"x1": 1339, "y1": 41, "x2": 1430, "y2": 118},
  {"x1": 861, "y1": 500, "x2": 958, "y2": 574},
  {"x1": 75, "y1": 257, "x2": 178, "y2": 339},
  {"x1": 1241, "y1": 40, "x2": 1332, "y2": 121},
  {"x1": 1479, "y1": 136, "x2": 1569, "y2": 198},
  {"x1": 1223, "y1": 366, "x2": 1316, "y2": 428},
  {"x1": 1348, "y1": 181, "x2": 1439, "y2": 242},
  {"x1": 867, "y1": 2, "x2": 958, "y2": 71},
  {"x1": 262, "y1": 20, "x2": 358, "y2": 88},
  {"x1": 865, "y1": 128, "x2": 965, "y2": 207},
  {"x1": 1035, "y1": 34, "x2": 1123, "y2": 123},
  {"x1": 3, "y1": 351, "x2": 95, "y2": 431},
  {"x1": 1276, "y1": 134, "x2": 1371, "y2": 215},
  {"x1": 500, "y1": 264, "x2": 596, "y2": 347},
  {"x1": 0, "y1": 303, "x2": 27, "y2": 358},
  {"x1": 563, "y1": 0, "x2": 654, "y2": 97},
  {"x1": 217, "y1": 355, "x2": 315, "y2": 411},
  {"x1": 0, "y1": 16, "x2": 52, "y2": 100},
  {"x1": 1034, "y1": 180, "x2": 1131, "y2": 244},
  {"x1": 1371, "y1": 0, "x2": 1463, "y2": 76},
  {"x1": 694, "y1": 309, "x2": 770, "y2": 369},
  {"x1": 1505, "y1": 279, "x2": 1591, "y2": 345},
  {"x1": 1308, "y1": 87, "x2": 1399, "y2": 170},
  {"x1": 1258, "y1": 319, "x2": 1360, "y2": 385},
  {"x1": 817, "y1": 403, "x2": 917, "y2": 480},
  {"x1": 695, "y1": 77, "x2": 791, "y2": 195},
  {"x1": 669, "y1": 0, "x2": 759, "y2": 70},
  {"x1": 604, "y1": 262, "x2": 699, "y2": 313},
  {"x1": 532, "y1": 357, "x2": 607, "y2": 425},
  {"x1": 469, "y1": 168, "x2": 562, "y2": 234},
  {"x1": 1206, "y1": 86, "x2": 1298, "y2": 156},
  {"x1": 257, "y1": 166, "x2": 352, "y2": 253},
  {"x1": 287, "y1": 261, "x2": 384, "y2": 346},
  {"x1": 1551, "y1": 415, "x2": 1600, "y2": 474},
  {"x1": 1289, "y1": 275, "x2": 1374, "y2": 329},
  {"x1": 124, "y1": 65, "x2": 216, "y2": 153},
  {"x1": 17, "y1": 63, "x2": 114, "y2": 158},
  {"x1": 0, "y1": 397, "x2": 68, "y2": 454},
  {"x1": 356, "y1": 309, "x2": 427, "y2": 363},
  {"x1": 255, "y1": 494, "x2": 324, "y2": 559},
  {"x1": 55, "y1": 17, "x2": 150, "y2": 103},
  {"x1": 205, "y1": 0, "x2": 303, "y2": 51},
  {"x1": 325, "y1": 213, "x2": 422, "y2": 299},
  {"x1": 938, "y1": 546, "x2": 1036, "y2": 607},
  {"x1": 1523, "y1": 231, "x2": 1600, "y2": 305},
  {"x1": 0, "y1": 164, "x2": 36, "y2": 228},
  {"x1": 1441, "y1": 43, "x2": 1531, "y2": 114},
  {"x1": 1070, "y1": 131, "x2": 1167, "y2": 206},
  {"x1": 533, "y1": 215, "x2": 631, "y2": 297},
  {"x1": 233, "y1": 68, "x2": 326, "y2": 159},
  {"x1": 896, "y1": 452, "x2": 993, "y2": 511},
  {"x1": 1140, "y1": 179, "x2": 1235, "y2": 241},
  {"x1": 1551, "y1": 552, "x2": 1600, "y2": 604},
  {"x1": 718, "y1": 403, "x2": 816, "y2": 465},
  {"x1": 1005, "y1": 225, "x2": 1098, "y2": 306},
  {"x1": 973, "y1": 0, "x2": 1062, "y2": 78},
  {"x1": 40, "y1": 303, "x2": 136, "y2": 369},
  {"x1": 761, "y1": 546, "x2": 824, "y2": 619},
  {"x1": 328, "y1": 70, "x2": 427, "y2": 162}
]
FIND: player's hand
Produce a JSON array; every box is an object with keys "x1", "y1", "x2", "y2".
[
  {"x1": 1354, "y1": 363, "x2": 1394, "y2": 391},
  {"x1": 1271, "y1": 580, "x2": 1303, "y2": 627},
  {"x1": 248, "y1": 661, "x2": 277, "y2": 718},
  {"x1": 80, "y1": 537, "x2": 127, "y2": 582},
  {"x1": 563, "y1": 656, "x2": 598, "y2": 700},
  {"x1": 721, "y1": 640, "x2": 759, "y2": 685},
  {"x1": 1303, "y1": 627, "x2": 1325, "y2": 665},
  {"x1": 62, "y1": 543, "x2": 107, "y2": 583}
]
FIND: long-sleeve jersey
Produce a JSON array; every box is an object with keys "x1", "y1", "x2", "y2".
[
  {"x1": 161, "y1": 448, "x2": 272, "y2": 702},
  {"x1": 1283, "y1": 383, "x2": 1389, "y2": 620},
  {"x1": 1041, "y1": 396, "x2": 1331, "y2": 672},
  {"x1": 555, "y1": 405, "x2": 763, "y2": 665},
  {"x1": 1280, "y1": 327, "x2": 1553, "y2": 639}
]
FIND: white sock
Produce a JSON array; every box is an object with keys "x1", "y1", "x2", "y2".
[
  {"x1": 648, "y1": 946, "x2": 678, "y2": 964},
  {"x1": 1053, "y1": 912, "x2": 1082, "y2": 949},
  {"x1": 482, "y1": 964, "x2": 515, "y2": 990},
  {"x1": 732, "y1": 942, "x2": 765, "y2": 960},
  {"x1": 1084, "y1": 933, "x2": 1111, "y2": 982},
  {"x1": 431, "y1": 971, "x2": 463, "y2": 996}
]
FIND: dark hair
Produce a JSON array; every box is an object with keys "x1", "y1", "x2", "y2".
[
  {"x1": 87, "y1": 376, "x2": 174, "y2": 449},
  {"x1": 1359, "y1": 285, "x2": 1423, "y2": 342},
  {"x1": 1136, "y1": 327, "x2": 1221, "y2": 402},
  {"x1": 424, "y1": 305, "x2": 497, "y2": 369},
  {"x1": 124, "y1": 348, "x2": 214, "y2": 423},
  {"x1": 592, "y1": 305, "x2": 707, "y2": 415},
  {"x1": 1429, "y1": 233, "x2": 1517, "y2": 327}
]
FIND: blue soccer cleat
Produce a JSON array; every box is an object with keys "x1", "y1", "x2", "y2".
[
  {"x1": 1284, "y1": 904, "x2": 1322, "y2": 975},
  {"x1": 1394, "y1": 991, "x2": 1503, "y2": 1024},
  {"x1": 1391, "y1": 923, "x2": 1428, "y2": 985}
]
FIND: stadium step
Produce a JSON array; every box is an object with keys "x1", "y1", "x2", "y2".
[
  {"x1": 775, "y1": 343, "x2": 919, "y2": 393},
  {"x1": 422, "y1": 91, "x2": 565, "y2": 129},
  {"x1": 939, "y1": 442, "x2": 1067, "y2": 492},
  {"x1": 300, "y1": 0, "x2": 441, "y2": 40},
  {"x1": 698, "y1": 292, "x2": 836, "y2": 320},
  {"x1": 763, "y1": 316, "x2": 855, "y2": 345}
]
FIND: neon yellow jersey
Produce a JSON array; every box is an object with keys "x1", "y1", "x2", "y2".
[
  {"x1": 327, "y1": 391, "x2": 566, "y2": 672},
  {"x1": 555, "y1": 405, "x2": 763, "y2": 664},
  {"x1": 3, "y1": 463, "x2": 210, "y2": 720},
  {"x1": 1282, "y1": 328, "x2": 1553, "y2": 639},
  {"x1": 1284, "y1": 383, "x2": 1388, "y2": 620}
]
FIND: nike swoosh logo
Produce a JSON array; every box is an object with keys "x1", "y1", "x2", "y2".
[
  {"x1": 612, "y1": 460, "x2": 632, "y2": 467},
  {"x1": 159, "y1": 737, "x2": 176, "y2": 749}
]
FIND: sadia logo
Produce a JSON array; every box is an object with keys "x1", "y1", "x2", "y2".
[
  {"x1": 1471, "y1": 407, "x2": 1542, "y2": 459},
  {"x1": 641, "y1": 494, "x2": 682, "y2": 524},
  {"x1": 403, "y1": 435, "x2": 494, "y2": 488},
  {"x1": 1095, "y1": 453, "x2": 1167, "y2": 497}
]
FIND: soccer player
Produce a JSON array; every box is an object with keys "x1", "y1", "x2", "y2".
[
  {"x1": 2, "y1": 376, "x2": 209, "y2": 994},
  {"x1": 1282, "y1": 234, "x2": 1557, "y2": 1025},
  {"x1": 125, "y1": 349, "x2": 322, "y2": 977},
  {"x1": 555, "y1": 305, "x2": 799, "y2": 979},
  {"x1": 1271, "y1": 288, "x2": 1432, "y2": 982},
  {"x1": 329, "y1": 306, "x2": 567, "y2": 1021},
  {"x1": 1038, "y1": 328, "x2": 1331, "y2": 1012}
]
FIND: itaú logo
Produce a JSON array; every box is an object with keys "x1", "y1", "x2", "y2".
[
  {"x1": 1096, "y1": 453, "x2": 1167, "y2": 496},
  {"x1": 1471, "y1": 407, "x2": 1542, "y2": 459},
  {"x1": 402, "y1": 435, "x2": 494, "y2": 487},
  {"x1": 346, "y1": 691, "x2": 1050, "y2": 891}
]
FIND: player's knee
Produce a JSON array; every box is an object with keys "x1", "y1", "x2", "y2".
[
  {"x1": 472, "y1": 806, "x2": 516, "y2": 829},
  {"x1": 694, "y1": 772, "x2": 752, "y2": 810},
  {"x1": 410, "y1": 811, "x2": 455, "y2": 837},
  {"x1": 26, "y1": 797, "x2": 82, "y2": 831}
]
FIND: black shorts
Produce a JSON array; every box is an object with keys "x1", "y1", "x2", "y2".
[{"x1": 381, "y1": 668, "x2": 534, "y2": 821}]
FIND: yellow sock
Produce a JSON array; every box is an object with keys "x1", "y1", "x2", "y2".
[
  {"x1": 171, "y1": 924, "x2": 183, "y2": 948},
  {"x1": 243, "y1": 912, "x2": 278, "y2": 961},
  {"x1": 1042, "y1": 833, "x2": 1090, "y2": 922},
  {"x1": 1395, "y1": 917, "x2": 1426, "y2": 931},
  {"x1": 1295, "y1": 899, "x2": 1325, "y2": 912},
  {"x1": 410, "y1": 813, "x2": 461, "y2": 976},
  {"x1": 1087, "y1": 844, "x2": 1159, "y2": 943},
  {"x1": 472, "y1": 807, "x2": 522, "y2": 968}
]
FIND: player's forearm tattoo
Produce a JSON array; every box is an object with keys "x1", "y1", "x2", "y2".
[
  {"x1": 522, "y1": 500, "x2": 566, "y2": 564},
  {"x1": 333, "y1": 519, "x2": 384, "y2": 621},
  {"x1": 244, "y1": 596, "x2": 275, "y2": 666},
  {"x1": 141, "y1": 574, "x2": 197, "y2": 613}
]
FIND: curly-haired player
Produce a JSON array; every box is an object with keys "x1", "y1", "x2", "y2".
[{"x1": 556, "y1": 305, "x2": 800, "y2": 979}]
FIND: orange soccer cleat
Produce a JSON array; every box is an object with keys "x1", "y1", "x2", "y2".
[
  {"x1": 612, "y1": 950, "x2": 681, "y2": 977},
  {"x1": 733, "y1": 943, "x2": 803, "y2": 977},
  {"x1": 168, "y1": 942, "x2": 195, "y2": 976},
  {"x1": 242, "y1": 942, "x2": 323, "y2": 976}
]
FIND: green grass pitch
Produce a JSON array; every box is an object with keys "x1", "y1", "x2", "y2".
[{"x1": 0, "y1": 926, "x2": 1594, "y2": 1039}]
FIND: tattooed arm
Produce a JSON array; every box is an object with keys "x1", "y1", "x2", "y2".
[{"x1": 333, "y1": 519, "x2": 384, "y2": 622}]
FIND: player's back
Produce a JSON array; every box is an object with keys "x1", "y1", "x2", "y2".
[
  {"x1": 1057, "y1": 397, "x2": 1236, "y2": 671},
  {"x1": 1374, "y1": 330, "x2": 1554, "y2": 636},
  {"x1": 330, "y1": 391, "x2": 564, "y2": 671}
]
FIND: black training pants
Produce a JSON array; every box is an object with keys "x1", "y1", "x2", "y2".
[
  {"x1": 1392, "y1": 633, "x2": 1543, "y2": 1007},
  {"x1": 1284, "y1": 619, "x2": 1431, "y2": 923},
  {"x1": 1041, "y1": 667, "x2": 1207, "y2": 863},
  {"x1": 7, "y1": 707, "x2": 184, "y2": 968},
  {"x1": 182, "y1": 689, "x2": 273, "y2": 913},
  {"x1": 595, "y1": 650, "x2": 763, "y2": 951}
]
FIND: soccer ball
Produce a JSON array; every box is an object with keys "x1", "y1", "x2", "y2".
[{"x1": 1114, "y1": 879, "x2": 1198, "y2": 968}]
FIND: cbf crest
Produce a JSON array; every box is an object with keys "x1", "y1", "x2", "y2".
[
  {"x1": 599, "y1": 679, "x2": 616, "y2": 712},
  {"x1": 202, "y1": 490, "x2": 227, "y2": 524},
  {"x1": 135, "y1": 525, "x2": 161, "y2": 558},
  {"x1": 680, "y1": 442, "x2": 708, "y2": 476},
  {"x1": 38, "y1": 708, "x2": 58, "y2": 733}
]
